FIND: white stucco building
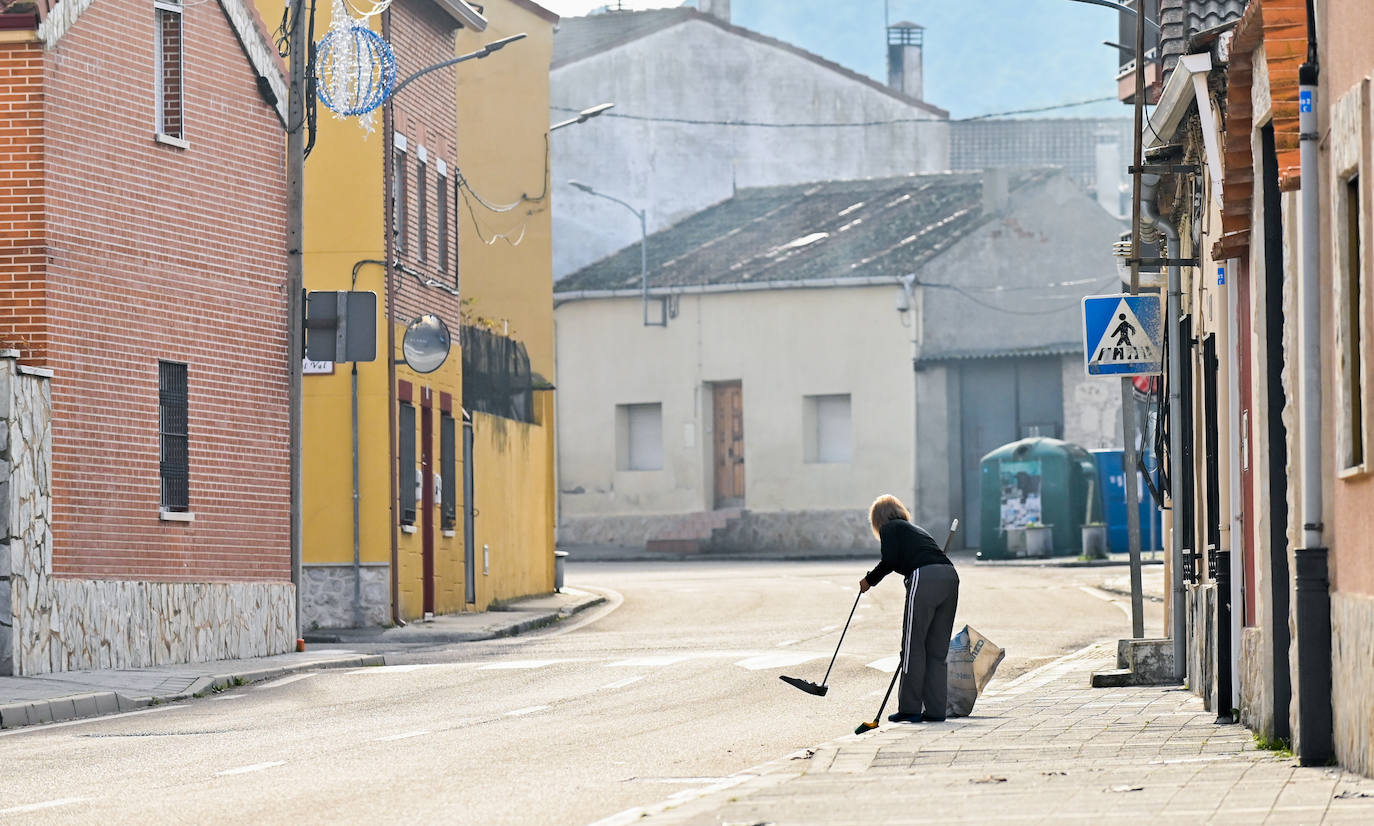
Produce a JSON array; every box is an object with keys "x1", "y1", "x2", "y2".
[
  {"x1": 554, "y1": 170, "x2": 1127, "y2": 552},
  {"x1": 549, "y1": 5, "x2": 950, "y2": 279}
]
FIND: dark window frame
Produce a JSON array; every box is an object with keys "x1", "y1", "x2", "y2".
[
  {"x1": 441, "y1": 412, "x2": 457, "y2": 530},
  {"x1": 417, "y1": 160, "x2": 428, "y2": 263},
  {"x1": 399, "y1": 401, "x2": 417, "y2": 524},
  {"x1": 437, "y1": 171, "x2": 449, "y2": 273},
  {"x1": 159, "y1": 360, "x2": 190, "y2": 512},
  {"x1": 155, "y1": 1, "x2": 185, "y2": 139},
  {"x1": 393, "y1": 147, "x2": 408, "y2": 254}
]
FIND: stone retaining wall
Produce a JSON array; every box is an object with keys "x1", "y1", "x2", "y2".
[
  {"x1": 1332, "y1": 590, "x2": 1374, "y2": 777},
  {"x1": 302, "y1": 564, "x2": 390, "y2": 629},
  {"x1": 2, "y1": 354, "x2": 295, "y2": 675},
  {"x1": 1185, "y1": 582, "x2": 1218, "y2": 712}
]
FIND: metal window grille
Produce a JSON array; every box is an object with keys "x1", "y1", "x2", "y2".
[
  {"x1": 399, "y1": 401, "x2": 416, "y2": 524},
  {"x1": 155, "y1": 1, "x2": 184, "y2": 139},
  {"x1": 417, "y1": 162, "x2": 428, "y2": 263},
  {"x1": 460, "y1": 325, "x2": 534, "y2": 423},
  {"x1": 394, "y1": 149, "x2": 407, "y2": 254},
  {"x1": 441, "y1": 412, "x2": 456, "y2": 530},
  {"x1": 437, "y1": 173, "x2": 449, "y2": 273},
  {"x1": 159, "y1": 360, "x2": 189, "y2": 512}
]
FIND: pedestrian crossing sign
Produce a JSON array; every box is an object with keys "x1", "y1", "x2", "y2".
[{"x1": 1082, "y1": 293, "x2": 1163, "y2": 377}]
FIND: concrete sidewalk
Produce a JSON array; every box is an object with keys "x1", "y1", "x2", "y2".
[
  {"x1": 0, "y1": 588, "x2": 604, "y2": 731},
  {"x1": 593, "y1": 644, "x2": 1374, "y2": 825}
]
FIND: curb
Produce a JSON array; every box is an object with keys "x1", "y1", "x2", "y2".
[
  {"x1": 0, "y1": 653, "x2": 384, "y2": 732},
  {"x1": 302, "y1": 593, "x2": 607, "y2": 645}
]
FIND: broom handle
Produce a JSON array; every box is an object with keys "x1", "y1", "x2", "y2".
[{"x1": 820, "y1": 591, "x2": 862, "y2": 687}]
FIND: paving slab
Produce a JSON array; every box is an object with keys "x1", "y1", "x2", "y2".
[{"x1": 588, "y1": 643, "x2": 1374, "y2": 825}]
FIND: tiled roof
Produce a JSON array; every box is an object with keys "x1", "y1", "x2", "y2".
[
  {"x1": 1214, "y1": 0, "x2": 1307, "y2": 259},
  {"x1": 555, "y1": 171, "x2": 1053, "y2": 293},
  {"x1": 551, "y1": 8, "x2": 947, "y2": 118}
]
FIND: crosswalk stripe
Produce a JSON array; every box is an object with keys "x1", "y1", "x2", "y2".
[
  {"x1": 866, "y1": 656, "x2": 899, "y2": 673},
  {"x1": 734, "y1": 652, "x2": 825, "y2": 671}
]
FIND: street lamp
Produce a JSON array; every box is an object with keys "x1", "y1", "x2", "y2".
[
  {"x1": 567, "y1": 180, "x2": 659, "y2": 327},
  {"x1": 550, "y1": 103, "x2": 615, "y2": 132},
  {"x1": 389, "y1": 33, "x2": 528, "y2": 100}
]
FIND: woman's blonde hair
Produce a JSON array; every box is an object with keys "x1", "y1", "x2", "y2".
[{"x1": 869, "y1": 494, "x2": 912, "y2": 539}]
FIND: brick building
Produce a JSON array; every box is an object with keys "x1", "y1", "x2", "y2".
[{"x1": 0, "y1": 0, "x2": 294, "y2": 674}]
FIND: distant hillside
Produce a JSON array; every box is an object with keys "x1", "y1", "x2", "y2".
[{"x1": 722, "y1": 0, "x2": 1126, "y2": 121}]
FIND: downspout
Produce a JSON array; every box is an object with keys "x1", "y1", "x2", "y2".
[
  {"x1": 1140, "y1": 170, "x2": 1187, "y2": 681},
  {"x1": 1227, "y1": 258, "x2": 1244, "y2": 717},
  {"x1": 1293, "y1": 0, "x2": 1331, "y2": 766},
  {"x1": 382, "y1": 8, "x2": 402, "y2": 628}
]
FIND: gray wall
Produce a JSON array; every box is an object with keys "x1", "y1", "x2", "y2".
[{"x1": 550, "y1": 18, "x2": 949, "y2": 278}]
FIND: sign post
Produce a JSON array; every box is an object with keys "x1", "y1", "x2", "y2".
[{"x1": 1084, "y1": 293, "x2": 1163, "y2": 639}]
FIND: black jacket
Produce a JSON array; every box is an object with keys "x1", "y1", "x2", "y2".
[{"x1": 865, "y1": 520, "x2": 952, "y2": 586}]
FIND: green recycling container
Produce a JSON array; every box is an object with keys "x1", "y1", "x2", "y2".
[{"x1": 977, "y1": 437, "x2": 1103, "y2": 560}]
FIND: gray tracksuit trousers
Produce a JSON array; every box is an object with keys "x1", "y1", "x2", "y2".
[{"x1": 898, "y1": 563, "x2": 960, "y2": 718}]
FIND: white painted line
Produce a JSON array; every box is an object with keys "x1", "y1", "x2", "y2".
[
  {"x1": 215, "y1": 761, "x2": 285, "y2": 777},
  {"x1": 776, "y1": 640, "x2": 800, "y2": 647},
  {"x1": 635, "y1": 777, "x2": 734, "y2": 784},
  {"x1": 0, "y1": 704, "x2": 186, "y2": 739},
  {"x1": 208, "y1": 694, "x2": 246, "y2": 701},
  {"x1": 350, "y1": 664, "x2": 447, "y2": 674},
  {"x1": 372, "y1": 730, "x2": 431, "y2": 742},
  {"x1": 505, "y1": 705, "x2": 550, "y2": 716},
  {"x1": 254, "y1": 673, "x2": 316, "y2": 690},
  {"x1": 601, "y1": 676, "x2": 645, "y2": 690},
  {"x1": 734, "y1": 651, "x2": 824, "y2": 671},
  {"x1": 820, "y1": 625, "x2": 839, "y2": 633},
  {"x1": 1078, "y1": 585, "x2": 1115, "y2": 601},
  {"x1": 0, "y1": 798, "x2": 87, "y2": 816},
  {"x1": 478, "y1": 660, "x2": 563, "y2": 670},
  {"x1": 606, "y1": 655, "x2": 693, "y2": 668},
  {"x1": 866, "y1": 656, "x2": 899, "y2": 673}
]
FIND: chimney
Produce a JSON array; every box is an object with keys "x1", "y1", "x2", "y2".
[
  {"x1": 699, "y1": 0, "x2": 730, "y2": 22},
  {"x1": 981, "y1": 168, "x2": 1009, "y2": 214},
  {"x1": 886, "y1": 21, "x2": 924, "y2": 100}
]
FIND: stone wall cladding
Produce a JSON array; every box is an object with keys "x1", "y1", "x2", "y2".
[
  {"x1": 703, "y1": 509, "x2": 873, "y2": 553},
  {"x1": 302, "y1": 565, "x2": 390, "y2": 629},
  {"x1": 1240, "y1": 625, "x2": 1275, "y2": 738},
  {"x1": 1332, "y1": 591, "x2": 1374, "y2": 778},
  {"x1": 1186, "y1": 582, "x2": 1218, "y2": 712}
]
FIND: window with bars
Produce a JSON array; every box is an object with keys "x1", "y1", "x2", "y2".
[
  {"x1": 159, "y1": 361, "x2": 189, "y2": 512},
  {"x1": 417, "y1": 161, "x2": 428, "y2": 263},
  {"x1": 399, "y1": 401, "x2": 416, "y2": 524},
  {"x1": 393, "y1": 147, "x2": 408, "y2": 254},
  {"x1": 438, "y1": 172, "x2": 449, "y2": 273},
  {"x1": 155, "y1": 1, "x2": 184, "y2": 140},
  {"x1": 441, "y1": 412, "x2": 457, "y2": 530}
]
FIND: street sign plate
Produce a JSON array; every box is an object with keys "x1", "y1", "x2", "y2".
[{"x1": 1083, "y1": 293, "x2": 1163, "y2": 377}]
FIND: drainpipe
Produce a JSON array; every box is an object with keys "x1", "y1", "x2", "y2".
[
  {"x1": 1293, "y1": 0, "x2": 1331, "y2": 767},
  {"x1": 383, "y1": 7, "x2": 403, "y2": 628},
  {"x1": 1140, "y1": 170, "x2": 1187, "y2": 682},
  {"x1": 351, "y1": 260, "x2": 386, "y2": 628}
]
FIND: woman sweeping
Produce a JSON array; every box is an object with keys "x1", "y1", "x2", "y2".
[{"x1": 858, "y1": 494, "x2": 960, "y2": 723}]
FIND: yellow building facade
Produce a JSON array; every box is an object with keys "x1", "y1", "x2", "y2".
[{"x1": 263, "y1": 0, "x2": 558, "y2": 628}]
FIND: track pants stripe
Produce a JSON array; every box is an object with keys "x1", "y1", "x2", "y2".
[{"x1": 902, "y1": 568, "x2": 920, "y2": 674}]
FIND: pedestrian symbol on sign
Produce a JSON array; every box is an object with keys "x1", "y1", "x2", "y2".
[{"x1": 1082, "y1": 294, "x2": 1163, "y2": 376}]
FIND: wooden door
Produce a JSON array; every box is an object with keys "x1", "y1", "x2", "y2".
[{"x1": 713, "y1": 382, "x2": 744, "y2": 508}]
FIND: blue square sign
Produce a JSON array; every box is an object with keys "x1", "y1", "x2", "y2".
[{"x1": 1083, "y1": 293, "x2": 1164, "y2": 377}]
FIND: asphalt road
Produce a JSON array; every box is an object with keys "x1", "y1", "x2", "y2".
[{"x1": 0, "y1": 559, "x2": 1162, "y2": 824}]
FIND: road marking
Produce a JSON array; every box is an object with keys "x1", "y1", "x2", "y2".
[
  {"x1": 776, "y1": 640, "x2": 799, "y2": 647},
  {"x1": 866, "y1": 656, "x2": 899, "y2": 672},
  {"x1": 607, "y1": 655, "x2": 693, "y2": 668},
  {"x1": 478, "y1": 660, "x2": 563, "y2": 670},
  {"x1": 601, "y1": 676, "x2": 645, "y2": 690},
  {"x1": 0, "y1": 704, "x2": 185, "y2": 739},
  {"x1": 820, "y1": 625, "x2": 839, "y2": 633},
  {"x1": 633, "y1": 777, "x2": 734, "y2": 784},
  {"x1": 254, "y1": 673, "x2": 316, "y2": 690},
  {"x1": 0, "y1": 798, "x2": 87, "y2": 815},
  {"x1": 372, "y1": 730, "x2": 430, "y2": 742},
  {"x1": 734, "y1": 652, "x2": 824, "y2": 670},
  {"x1": 208, "y1": 694, "x2": 246, "y2": 701},
  {"x1": 1078, "y1": 585, "x2": 1114, "y2": 601},
  {"x1": 215, "y1": 761, "x2": 285, "y2": 777},
  {"x1": 350, "y1": 664, "x2": 448, "y2": 674},
  {"x1": 505, "y1": 705, "x2": 550, "y2": 716}
]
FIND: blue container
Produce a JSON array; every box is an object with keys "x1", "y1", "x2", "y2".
[{"x1": 1091, "y1": 449, "x2": 1164, "y2": 553}]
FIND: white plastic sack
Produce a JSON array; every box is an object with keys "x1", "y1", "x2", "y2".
[{"x1": 945, "y1": 625, "x2": 1005, "y2": 718}]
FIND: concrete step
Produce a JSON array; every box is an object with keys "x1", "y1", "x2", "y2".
[{"x1": 1090, "y1": 668, "x2": 1135, "y2": 688}]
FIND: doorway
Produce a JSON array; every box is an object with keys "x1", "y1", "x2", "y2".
[{"x1": 713, "y1": 382, "x2": 744, "y2": 508}]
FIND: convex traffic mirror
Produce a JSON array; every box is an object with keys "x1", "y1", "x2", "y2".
[{"x1": 401, "y1": 313, "x2": 450, "y2": 374}]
